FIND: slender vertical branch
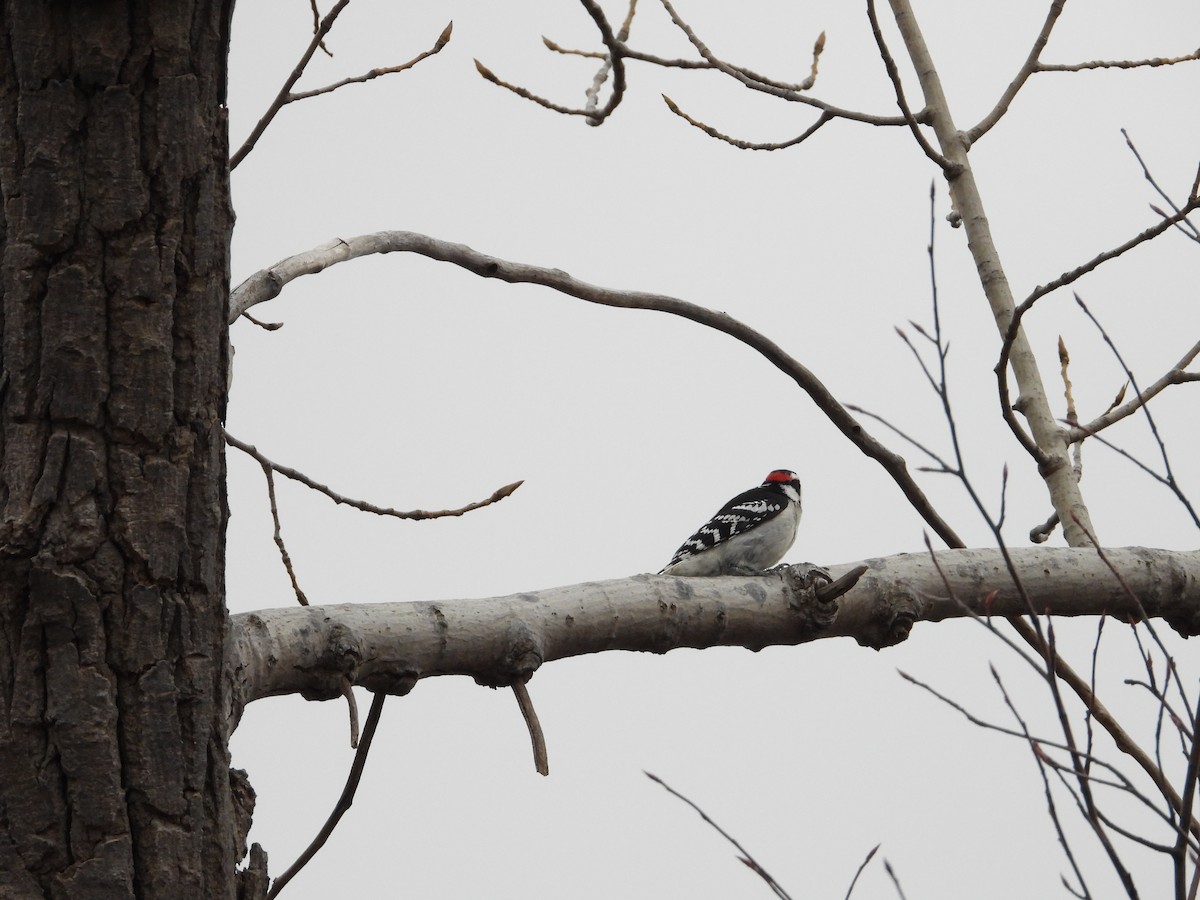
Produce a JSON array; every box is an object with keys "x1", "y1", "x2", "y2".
[{"x1": 882, "y1": 0, "x2": 1095, "y2": 546}]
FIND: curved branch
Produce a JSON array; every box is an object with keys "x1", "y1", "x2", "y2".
[
  {"x1": 655, "y1": 0, "x2": 912, "y2": 126},
  {"x1": 475, "y1": 0, "x2": 626, "y2": 124},
  {"x1": 231, "y1": 1, "x2": 350, "y2": 169},
  {"x1": 229, "y1": 230, "x2": 963, "y2": 548},
  {"x1": 224, "y1": 429, "x2": 523, "y2": 521},
  {"x1": 967, "y1": 0, "x2": 1067, "y2": 144},
  {"x1": 662, "y1": 95, "x2": 831, "y2": 150},
  {"x1": 865, "y1": 0, "x2": 953, "y2": 172}
]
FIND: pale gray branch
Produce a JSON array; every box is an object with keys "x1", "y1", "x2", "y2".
[
  {"x1": 228, "y1": 547, "x2": 1200, "y2": 722},
  {"x1": 884, "y1": 0, "x2": 1096, "y2": 545}
]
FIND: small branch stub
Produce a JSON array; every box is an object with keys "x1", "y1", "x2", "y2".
[{"x1": 781, "y1": 563, "x2": 843, "y2": 634}]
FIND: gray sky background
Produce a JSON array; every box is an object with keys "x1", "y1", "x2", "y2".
[{"x1": 223, "y1": 2, "x2": 1200, "y2": 896}]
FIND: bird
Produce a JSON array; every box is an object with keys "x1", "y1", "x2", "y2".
[{"x1": 659, "y1": 469, "x2": 802, "y2": 576}]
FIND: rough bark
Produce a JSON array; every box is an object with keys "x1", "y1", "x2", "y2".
[
  {"x1": 0, "y1": 3, "x2": 236, "y2": 898},
  {"x1": 228, "y1": 548, "x2": 1200, "y2": 720}
]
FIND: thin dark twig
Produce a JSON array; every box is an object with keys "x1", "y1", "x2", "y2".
[
  {"x1": 865, "y1": 0, "x2": 954, "y2": 173},
  {"x1": 645, "y1": 772, "x2": 793, "y2": 900},
  {"x1": 993, "y1": 667, "x2": 1094, "y2": 899},
  {"x1": 268, "y1": 692, "x2": 388, "y2": 898},
  {"x1": 288, "y1": 22, "x2": 453, "y2": 101},
  {"x1": 1072, "y1": 294, "x2": 1200, "y2": 530},
  {"x1": 308, "y1": 0, "x2": 333, "y2": 57},
  {"x1": 902, "y1": 669, "x2": 1188, "y2": 834},
  {"x1": 476, "y1": 0, "x2": 626, "y2": 124},
  {"x1": 1009, "y1": 617, "x2": 1200, "y2": 843},
  {"x1": 261, "y1": 458, "x2": 308, "y2": 606},
  {"x1": 1086, "y1": 616, "x2": 1106, "y2": 780},
  {"x1": 845, "y1": 403, "x2": 953, "y2": 473},
  {"x1": 1008, "y1": 199, "x2": 1200, "y2": 325},
  {"x1": 224, "y1": 430, "x2": 524, "y2": 521},
  {"x1": 1125, "y1": 680, "x2": 1195, "y2": 744},
  {"x1": 882, "y1": 858, "x2": 908, "y2": 900},
  {"x1": 844, "y1": 844, "x2": 880, "y2": 900},
  {"x1": 662, "y1": 95, "x2": 831, "y2": 151},
  {"x1": 231, "y1": 0, "x2": 351, "y2": 169},
  {"x1": 1122, "y1": 129, "x2": 1200, "y2": 242},
  {"x1": 1175, "y1": 692, "x2": 1200, "y2": 900}
]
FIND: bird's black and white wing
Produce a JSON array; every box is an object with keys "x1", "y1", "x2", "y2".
[{"x1": 659, "y1": 471, "x2": 802, "y2": 576}]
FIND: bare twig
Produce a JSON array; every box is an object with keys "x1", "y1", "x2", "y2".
[
  {"x1": 1122, "y1": 129, "x2": 1200, "y2": 242},
  {"x1": 224, "y1": 430, "x2": 524, "y2": 521},
  {"x1": 1016, "y1": 199, "x2": 1200, "y2": 314},
  {"x1": 995, "y1": 199, "x2": 1200, "y2": 464},
  {"x1": 511, "y1": 681, "x2": 549, "y2": 776},
  {"x1": 1007, "y1": 617, "x2": 1200, "y2": 843},
  {"x1": 289, "y1": 21, "x2": 453, "y2": 101},
  {"x1": 904, "y1": 668, "x2": 1186, "y2": 848},
  {"x1": 657, "y1": 0, "x2": 824, "y2": 93},
  {"x1": 261, "y1": 458, "x2": 308, "y2": 607},
  {"x1": 229, "y1": 231, "x2": 965, "y2": 549},
  {"x1": 992, "y1": 667, "x2": 1094, "y2": 899},
  {"x1": 882, "y1": 858, "x2": 909, "y2": 900},
  {"x1": 1068, "y1": 338, "x2": 1200, "y2": 440},
  {"x1": 844, "y1": 844, "x2": 880, "y2": 900},
  {"x1": 268, "y1": 692, "x2": 388, "y2": 898},
  {"x1": 241, "y1": 311, "x2": 284, "y2": 331},
  {"x1": 1071, "y1": 294, "x2": 1200, "y2": 530},
  {"x1": 865, "y1": 0, "x2": 954, "y2": 173},
  {"x1": 231, "y1": 1, "x2": 351, "y2": 169},
  {"x1": 967, "y1": 0, "x2": 1066, "y2": 143},
  {"x1": 308, "y1": 0, "x2": 333, "y2": 57},
  {"x1": 476, "y1": 0, "x2": 626, "y2": 124},
  {"x1": 662, "y1": 95, "x2": 831, "y2": 150},
  {"x1": 1178, "y1": 696, "x2": 1200, "y2": 900},
  {"x1": 1040, "y1": 49, "x2": 1200, "y2": 73},
  {"x1": 645, "y1": 772, "x2": 793, "y2": 900},
  {"x1": 845, "y1": 403, "x2": 952, "y2": 473},
  {"x1": 340, "y1": 676, "x2": 360, "y2": 748},
  {"x1": 231, "y1": 10, "x2": 449, "y2": 168}
]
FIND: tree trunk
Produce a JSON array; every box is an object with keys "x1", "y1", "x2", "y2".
[{"x1": 0, "y1": 3, "x2": 237, "y2": 897}]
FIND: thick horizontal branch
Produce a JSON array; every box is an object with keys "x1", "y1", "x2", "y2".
[{"x1": 228, "y1": 547, "x2": 1200, "y2": 722}]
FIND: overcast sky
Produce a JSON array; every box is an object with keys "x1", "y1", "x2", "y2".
[{"x1": 223, "y1": 2, "x2": 1200, "y2": 897}]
